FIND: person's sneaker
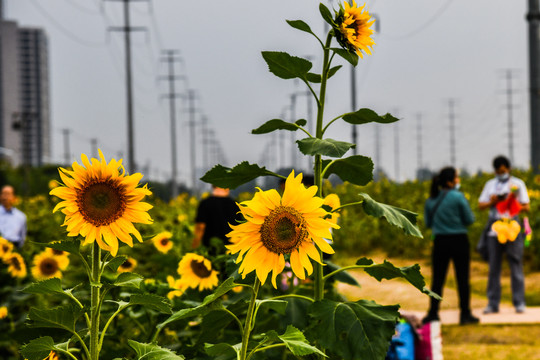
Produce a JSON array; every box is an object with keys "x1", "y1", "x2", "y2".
[
  {"x1": 516, "y1": 304, "x2": 526, "y2": 313},
  {"x1": 460, "y1": 313, "x2": 480, "y2": 325},
  {"x1": 483, "y1": 305, "x2": 499, "y2": 314},
  {"x1": 422, "y1": 313, "x2": 440, "y2": 324}
]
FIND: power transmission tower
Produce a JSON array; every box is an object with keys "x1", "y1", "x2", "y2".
[
  {"x1": 528, "y1": 0, "x2": 540, "y2": 172},
  {"x1": 351, "y1": 65, "x2": 358, "y2": 156},
  {"x1": 502, "y1": 69, "x2": 519, "y2": 161},
  {"x1": 447, "y1": 99, "x2": 457, "y2": 166},
  {"x1": 105, "y1": 0, "x2": 148, "y2": 174},
  {"x1": 290, "y1": 93, "x2": 297, "y2": 169},
  {"x1": 374, "y1": 125, "x2": 381, "y2": 179},
  {"x1": 393, "y1": 108, "x2": 400, "y2": 182},
  {"x1": 416, "y1": 113, "x2": 423, "y2": 173},
  {"x1": 186, "y1": 89, "x2": 200, "y2": 195},
  {"x1": 159, "y1": 50, "x2": 185, "y2": 199},
  {"x1": 91, "y1": 138, "x2": 98, "y2": 158},
  {"x1": 62, "y1": 128, "x2": 70, "y2": 165}
]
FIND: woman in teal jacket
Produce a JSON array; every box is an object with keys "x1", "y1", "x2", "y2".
[{"x1": 423, "y1": 167, "x2": 479, "y2": 325}]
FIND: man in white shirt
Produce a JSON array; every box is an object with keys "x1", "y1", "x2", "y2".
[
  {"x1": 478, "y1": 156, "x2": 530, "y2": 314},
  {"x1": 0, "y1": 185, "x2": 27, "y2": 248}
]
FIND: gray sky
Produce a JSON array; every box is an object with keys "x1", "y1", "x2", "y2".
[{"x1": 6, "y1": 0, "x2": 531, "y2": 186}]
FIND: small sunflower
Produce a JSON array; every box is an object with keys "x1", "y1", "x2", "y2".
[
  {"x1": 0, "y1": 237, "x2": 14, "y2": 260},
  {"x1": 50, "y1": 150, "x2": 153, "y2": 256},
  {"x1": 227, "y1": 171, "x2": 339, "y2": 288},
  {"x1": 166, "y1": 275, "x2": 186, "y2": 299},
  {"x1": 177, "y1": 253, "x2": 219, "y2": 291},
  {"x1": 333, "y1": 0, "x2": 375, "y2": 58},
  {"x1": 31, "y1": 252, "x2": 62, "y2": 280},
  {"x1": 152, "y1": 231, "x2": 173, "y2": 254},
  {"x1": 44, "y1": 247, "x2": 70, "y2": 270},
  {"x1": 0, "y1": 306, "x2": 7, "y2": 319},
  {"x1": 117, "y1": 257, "x2": 138, "y2": 273},
  {"x1": 3, "y1": 252, "x2": 27, "y2": 278}
]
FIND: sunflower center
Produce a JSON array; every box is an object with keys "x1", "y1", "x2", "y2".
[
  {"x1": 260, "y1": 206, "x2": 308, "y2": 254},
  {"x1": 40, "y1": 258, "x2": 58, "y2": 276},
  {"x1": 52, "y1": 249, "x2": 64, "y2": 256},
  {"x1": 190, "y1": 260, "x2": 211, "y2": 278},
  {"x1": 160, "y1": 238, "x2": 169, "y2": 246},
  {"x1": 77, "y1": 179, "x2": 127, "y2": 227},
  {"x1": 121, "y1": 260, "x2": 132, "y2": 269},
  {"x1": 10, "y1": 257, "x2": 22, "y2": 271},
  {"x1": 1, "y1": 244, "x2": 9, "y2": 253}
]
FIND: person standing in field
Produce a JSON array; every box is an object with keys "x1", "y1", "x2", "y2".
[
  {"x1": 0, "y1": 185, "x2": 27, "y2": 249},
  {"x1": 422, "y1": 167, "x2": 479, "y2": 325},
  {"x1": 478, "y1": 155, "x2": 530, "y2": 314}
]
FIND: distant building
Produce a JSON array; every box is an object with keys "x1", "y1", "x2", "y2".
[{"x1": 0, "y1": 3, "x2": 50, "y2": 167}]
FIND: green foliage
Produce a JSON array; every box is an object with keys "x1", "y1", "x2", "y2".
[
  {"x1": 319, "y1": 3, "x2": 335, "y2": 27},
  {"x1": 201, "y1": 162, "x2": 279, "y2": 189},
  {"x1": 20, "y1": 336, "x2": 57, "y2": 360},
  {"x1": 297, "y1": 138, "x2": 355, "y2": 158},
  {"x1": 263, "y1": 325, "x2": 326, "y2": 357},
  {"x1": 286, "y1": 20, "x2": 316, "y2": 37},
  {"x1": 261, "y1": 51, "x2": 312, "y2": 80},
  {"x1": 252, "y1": 119, "x2": 307, "y2": 135},
  {"x1": 331, "y1": 48, "x2": 358, "y2": 66},
  {"x1": 128, "y1": 340, "x2": 185, "y2": 360},
  {"x1": 308, "y1": 299, "x2": 399, "y2": 360},
  {"x1": 322, "y1": 155, "x2": 373, "y2": 186},
  {"x1": 27, "y1": 304, "x2": 83, "y2": 333},
  {"x1": 306, "y1": 65, "x2": 342, "y2": 83},
  {"x1": 342, "y1": 108, "x2": 400, "y2": 125},
  {"x1": 113, "y1": 272, "x2": 144, "y2": 289}
]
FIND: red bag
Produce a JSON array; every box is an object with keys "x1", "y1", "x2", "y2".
[{"x1": 414, "y1": 320, "x2": 443, "y2": 360}]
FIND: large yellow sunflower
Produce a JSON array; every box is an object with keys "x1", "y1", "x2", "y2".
[
  {"x1": 334, "y1": 0, "x2": 375, "y2": 58},
  {"x1": 50, "y1": 150, "x2": 153, "y2": 256},
  {"x1": 177, "y1": 253, "x2": 219, "y2": 291},
  {"x1": 0, "y1": 237, "x2": 13, "y2": 260},
  {"x1": 31, "y1": 252, "x2": 63, "y2": 280},
  {"x1": 227, "y1": 171, "x2": 339, "y2": 288},
  {"x1": 3, "y1": 252, "x2": 27, "y2": 278},
  {"x1": 152, "y1": 231, "x2": 173, "y2": 254},
  {"x1": 117, "y1": 257, "x2": 138, "y2": 273}
]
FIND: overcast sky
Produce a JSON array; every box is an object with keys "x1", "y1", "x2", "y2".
[{"x1": 6, "y1": 0, "x2": 531, "y2": 186}]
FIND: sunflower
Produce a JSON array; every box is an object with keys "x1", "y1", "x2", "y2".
[
  {"x1": 152, "y1": 231, "x2": 173, "y2": 254},
  {"x1": 166, "y1": 275, "x2": 186, "y2": 299},
  {"x1": 177, "y1": 253, "x2": 219, "y2": 291},
  {"x1": 50, "y1": 150, "x2": 153, "y2": 256},
  {"x1": 227, "y1": 171, "x2": 339, "y2": 288},
  {"x1": 117, "y1": 257, "x2": 137, "y2": 273},
  {"x1": 31, "y1": 252, "x2": 63, "y2": 280},
  {"x1": 323, "y1": 193, "x2": 341, "y2": 226},
  {"x1": 333, "y1": 0, "x2": 375, "y2": 58},
  {"x1": 3, "y1": 252, "x2": 27, "y2": 278},
  {"x1": 0, "y1": 237, "x2": 13, "y2": 260},
  {"x1": 44, "y1": 247, "x2": 70, "y2": 270},
  {"x1": 0, "y1": 306, "x2": 7, "y2": 319}
]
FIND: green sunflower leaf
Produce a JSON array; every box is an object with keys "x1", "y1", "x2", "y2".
[
  {"x1": 256, "y1": 299, "x2": 288, "y2": 315},
  {"x1": 286, "y1": 19, "x2": 315, "y2": 36},
  {"x1": 128, "y1": 340, "x2": 185, "y2": 360},
  {"x1": 322, "y1": 155, "x2": 373, "y2": 186},
  {"x1": 205, "y1": 343, "x2": 241, "y2": 360},
  {"x1": 27, "y1": 304, "x2": 83, "y2": 333},
  {"x1": 45, "y1": 239, "x2": 80, "y2": 255},
  {"x1": 114, "y1": 272, "x2": 144, "y2": 289},
  {"x1": 331, "y1": 48, "x2": 359, "y2": 67},
  {"x1": 358, "y1": 192, "x2": 423, "y2": 238},
  {"x1": 20, "y1": 336, "x2": 58, "y2": 360},
  {"x1": 23, "y1": 278, "x2": 67, "y2": 297},
  {"x1": 306, "y1": 65, "x2": 342, "y2": 83},
  {"x1": 355, "y1": 257, "x2": 440, "y2": 299},
  {"x1": 343, "y1": 108, "x2": 400, "y2": 125},
  {"x1": 307, "y1": 299, "x2": 399, "y2": 360},
  {"x1": 129, "y1": 293, "x2": 172, "y2": 314},
  {"x1": 261, "y1": 51, "x2": 312, "y2": 80},
  {"x1": 319, "y1": 3, "x2": 335, "y2": 26},
  {"x1": 158, "y1": 278, "x2": 240, "y2": 328},
  {"x1": 264, "y1": 325, "x2": 326, "y2": 357},
  {"x1": 105, "y1": 255, "x2": 128, "y2": 272},
  {"x1": 297, "y1": 138, "x2": 355, "y2": 158},
  {"x1": 201, "y1": 162, "x2": 280, "y2": 189},
  {"x1": 252, "y1": 119, "x2": 306, "y2": 134},
  {"x1": 325, "y1": 261, "x2": 360, "y2": 286}
]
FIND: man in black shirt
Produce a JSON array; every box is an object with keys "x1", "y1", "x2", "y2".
[{"x1": 192, "y1": 186, "x2": 240, "y2": 255}]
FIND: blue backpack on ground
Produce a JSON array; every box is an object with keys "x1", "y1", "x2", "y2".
[{"x1": 386, "y1": 320, "x2": 415, "y2": 360}]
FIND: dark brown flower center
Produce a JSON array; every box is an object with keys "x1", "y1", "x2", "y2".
[
  {"x1": 1, "y1": 244, "x2": 10, "y2": 253},
  {"x1": 190, "y1": 260, "x2": 211, "y2": 278},
  {"x1": 160, "y1": 238, "x2": 169, "y2": 246},
  {"x1": 121, "y1": 260, "x2": 133, "y2": 269},
  {"x1": 40, "y1": 258, "x2": 58, "y2": 276},
  {"x1": 10, "y1": 256, "x2": 22, "y2": 271},
  {"x1": 77, "y1": 179, "x2": 127, "y2": 226},
  {"x1": 52, "y1": 249, "x2": 64, "y2": 256},
  {"x1": 260, "y1": 206, "x2": 308, "y2": 254}
]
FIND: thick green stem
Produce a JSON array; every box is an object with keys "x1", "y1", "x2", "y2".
[
  {"x1": 90, "y1": 242, "x2": 101, "y2": 360},
  {"x1": 313, "y1": 32, "x2": 334, "y2": 302},
  {"x1": 239, "y1": 278, "x2": 261, "y2": 360}
]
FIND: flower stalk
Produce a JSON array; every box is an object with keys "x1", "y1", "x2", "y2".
[
  {"x1": 240, "y1": 278, "x2": 261, "y2": 360},
  {"x1": 90, "y1": 242, "x2": 101, "y2": 360}
]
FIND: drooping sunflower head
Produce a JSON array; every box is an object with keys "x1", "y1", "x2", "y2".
[
  {"x1": 227, "y1": 171, "x2": 340, "y2": 288},
  {"x1": 117, "y1": 257, "x2": 138, "y2": 273},
  {"x1": 333, "y1": 0, "x2": 375, "y2": 58},
  {"x1": 152, "y1": 231, "x2": 173, "y2": 254},
  {"x1": 177, "y1": 253, "x2": 219, "y2": 291},
  {"x1": 50, "y1": 150, "x2": 153, "y2": 256},
  {"x1": 0, "y1": 237, "x2": 13, "y2": 260},
  {"x1": 44, "y1": 247, "x2": 70, "y2": 270},
  {"x1": 31, "y1": 252, "x2": 62, "y2": 280},
  {"x1": 3, "y1": 252, "x2": 27, "y2": 278}
]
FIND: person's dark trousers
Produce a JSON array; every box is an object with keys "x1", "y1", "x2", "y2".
[
  {"x1": 427, "y1": 234, "x2": 472, "y2": 317},
  {"x1": 486, "y1": 234, "x2": 525, "y2": 309}
]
